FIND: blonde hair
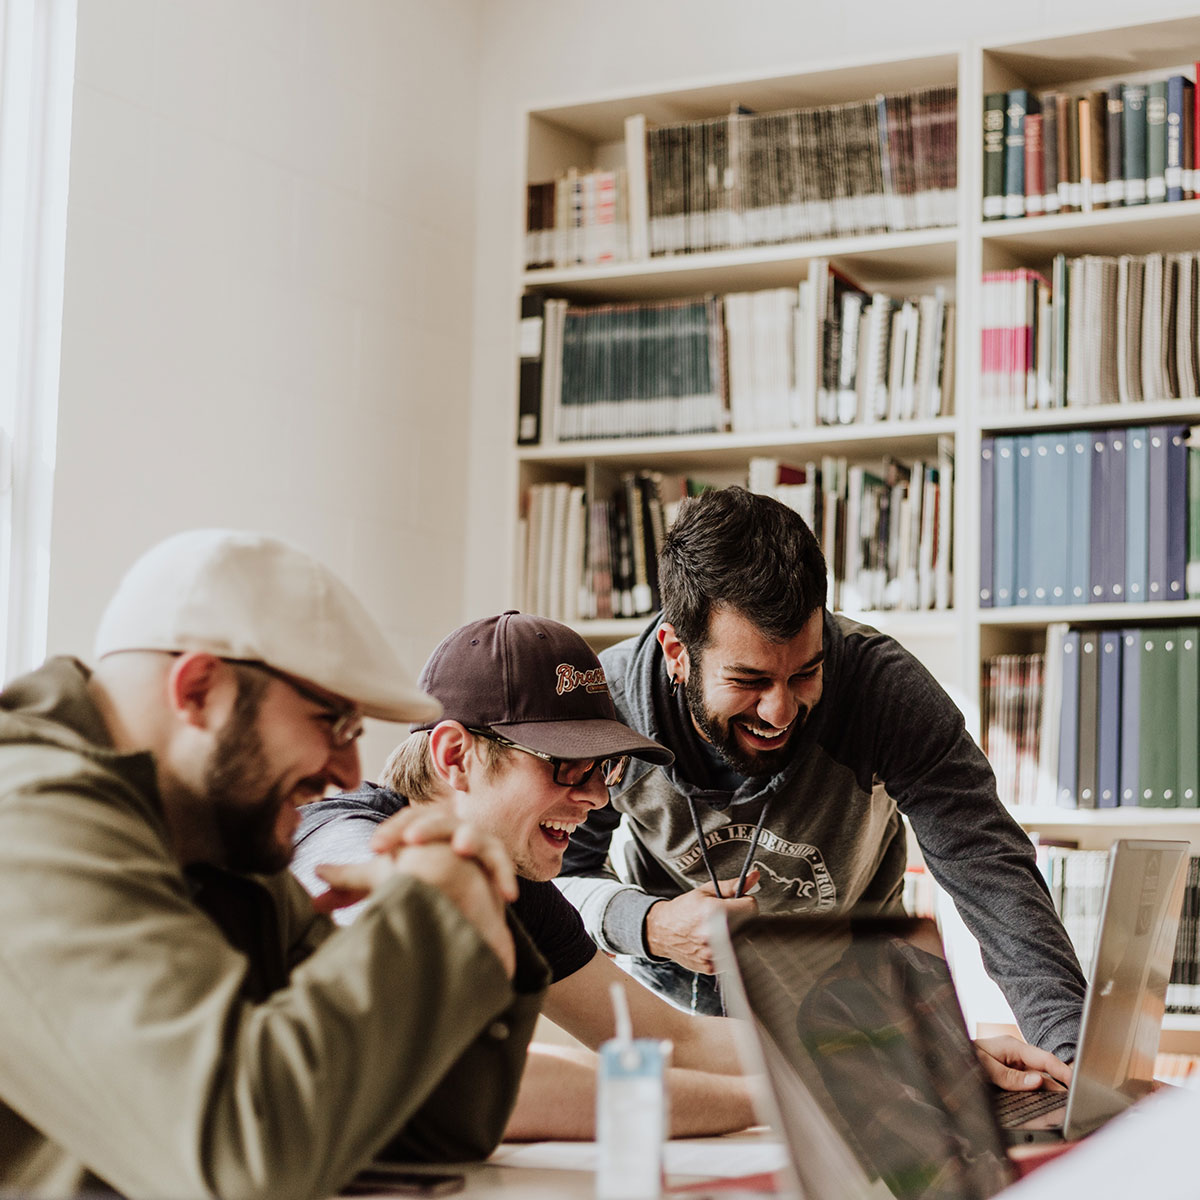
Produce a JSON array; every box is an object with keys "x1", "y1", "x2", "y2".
[{"x1": 380, "y1": 728, "x2": 507, "y2": 803}]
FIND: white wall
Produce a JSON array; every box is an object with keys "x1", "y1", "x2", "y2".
[
  {"x1": 464, "y1": 0, "x2": 1200, "y2": 618},
  {"x1": 51, "y1": 0, "x2": 482, "y2": 769}
]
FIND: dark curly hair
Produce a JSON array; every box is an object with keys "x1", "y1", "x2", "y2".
[{"x1": 658, "y1": 486, "x2": 827, "y2": 650}]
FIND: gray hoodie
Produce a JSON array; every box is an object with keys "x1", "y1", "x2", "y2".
[{"x1": 558, "y1": 611, "x2": 1086, "y2": 1059}]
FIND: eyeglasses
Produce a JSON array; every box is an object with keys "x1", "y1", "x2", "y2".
[
  {"x1": 235, "y1": 660, "x2": 365, "y2": 749},
  {"x1": 467, "y1": 727, "x2": 630, "y2": 788}
]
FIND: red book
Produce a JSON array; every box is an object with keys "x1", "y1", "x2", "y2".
[
  {"x1": 1024, "y1": 113, "x2": 1045, "y2": 215},
  {"x1": 1194, "y1": 63, "x2": 1200, "y2": 198}
]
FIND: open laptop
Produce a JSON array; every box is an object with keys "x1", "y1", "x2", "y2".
[
  {"x1": 995, "y1": 838, "x2": 1188, "y2": 1143},
  {"x1": 709, "y1": 838, "x2": 1189, "y2": 1199}
]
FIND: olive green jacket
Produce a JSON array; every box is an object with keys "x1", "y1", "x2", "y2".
[{"x1": 0, "y1": 658, "x2": 547, "y2": 1199}]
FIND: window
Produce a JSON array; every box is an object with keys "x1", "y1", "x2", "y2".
[{"x1": 0, "y1": 0, "x2": 75, "y2": 680}]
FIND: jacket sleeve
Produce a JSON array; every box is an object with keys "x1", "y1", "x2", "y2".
[
  {"x1": 556, "y1": 789, "x2": 662, "y2": 958},
  {"x1": 0, "y1": 748, "x2": 547, "y2": 1200},
  {"x1": 837, "y1": 635, "x2": 1087, "y2": 1059}
]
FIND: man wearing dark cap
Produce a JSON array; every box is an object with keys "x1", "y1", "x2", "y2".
[
  {"x1": 0, "y1": 531, "x2": 546, "y2": 1200},
  {"x1": 293, "y1": 610, "x2": 763, "y2": 1139}
]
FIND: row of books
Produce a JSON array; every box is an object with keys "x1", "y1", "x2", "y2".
[
  {"x1": 643, "y1": 86, "x2": 957, "y2": 255},
  {"x1": 516, "y1": 473, "x2": 696, "y2": 625},
  {"x1": 982, "y1": 652, "x2": 1044, "y2": 810},
  {"x1": 1032, "y1": 845, "x2": 1200, "y2": 1014},
  {"x1": 517, "y1": 269, "x2": 954, "y2": 445},
  {"x1": 517, "y1": 450, "x2": 954, "y2": 626},
  {"x1": 989, "y1": 622, "x2": 1200, "y2": 811},
  {"x1": 523, "y1": 84, "x2": 957, "y2": 272},
  {"x1": 749, "y1": 443, "x2": 953, "y2": 613},
  {"x1": 525, "y1": 167, "x2": 631, "y2": 270},
  {"x1": 981, "y1": 253, "x2": 1200, "y2": 415},
  {"x1": 983, "y1": 74, "x2": 1197, "y2": 220},
  {"x1": 980, "y1": 425, "x2": 1199, "y2": 609},
  {"x1": 1047, "y1": 623, "x2": 1200, "y2": 811}
]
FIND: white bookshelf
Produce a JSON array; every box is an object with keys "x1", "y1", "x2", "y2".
[
  {"x1": 517, "y1": 46, "x2": 971, "y2": 689},
  {"x1": 510, "y1": 13, "x2": 1200, "y2": 1043}
]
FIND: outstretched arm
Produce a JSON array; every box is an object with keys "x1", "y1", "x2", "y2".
[
  {"x1": 505, "y1": 1043, "x2": 759, "y2": 1141},
  {"x1": 543, "y1": 949, "x2": 745, "y2": 1074}
]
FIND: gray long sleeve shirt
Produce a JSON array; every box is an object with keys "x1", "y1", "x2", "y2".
[{"x1": 557, "y1": 611, "x2": 1086, "y2": 1059}]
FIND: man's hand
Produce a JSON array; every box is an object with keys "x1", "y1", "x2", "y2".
[
  {"x1": 974, "y1": 1035, "x2": 1073, "y2": 1092},
  {"x1": 644, "y1": 873, "x2": 759, "y2": 973},
  {"x1": 368, "y1": 805, "x2": 519, "y2": 903},
  {"x1": 316, "y1": 842, "x2": 517, "y2": 978}
]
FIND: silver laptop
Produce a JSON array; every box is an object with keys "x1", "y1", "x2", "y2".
[
  {"x1": 709, "y1": 839, "x2": 1188, "y2": 1199},
  {"x1": 997, "y1": 837, "x2": 1189, "y2": 1143}
]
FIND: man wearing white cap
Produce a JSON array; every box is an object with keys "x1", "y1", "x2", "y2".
[{"x1": 0, "y1": 530, "x2": 548, "y2": 1200}]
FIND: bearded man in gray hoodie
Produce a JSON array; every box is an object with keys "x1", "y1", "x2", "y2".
[{"x1": 557, "y1": 486, "x2": 1086, "y2": 1064}]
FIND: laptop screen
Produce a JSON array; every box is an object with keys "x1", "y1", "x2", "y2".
[{"x1": 717, "y1": 913, "x2": 1014, "y2": 1200}]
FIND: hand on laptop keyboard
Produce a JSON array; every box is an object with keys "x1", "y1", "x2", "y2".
[{"x1": 974, "y1": 1036, "x2": 1073, "y2": 1092}]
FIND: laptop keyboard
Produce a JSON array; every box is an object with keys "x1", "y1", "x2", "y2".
[{"x1": 994, "y1": 1087, "x2": 1068, "y2": 1127}]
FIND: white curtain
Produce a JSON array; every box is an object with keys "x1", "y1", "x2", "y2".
[{"x1": 0, "y1": 0, "x2": 75, "y2": 681}]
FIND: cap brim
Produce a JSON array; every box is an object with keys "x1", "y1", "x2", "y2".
[
  {"x1": 362, "y1": 690, "x2": 443, "y2": 724},
  {"x1": 490, "y1": 718, "x2": 673, "y2": 765}
]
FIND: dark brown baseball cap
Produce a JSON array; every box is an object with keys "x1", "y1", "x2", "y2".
[{"x1": 413, "y1": 611, "x2": 673, "y2": 765}]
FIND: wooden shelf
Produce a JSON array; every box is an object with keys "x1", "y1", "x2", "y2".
[
  {"x1": 522, "y1": 229, "x2": 958, "y2": 301},
  {"x1": 979, "y1": 399, "x2": 1200, "y2": 434},
  {"x1": 518, "y1": 418, "x2": 957, "y2": 471},
  {"x1": 1009, "y1": 806, "x2": 1200, "y2": 826},
  {"x1": 981, "y1": 198, "x2": 1200, "y2": 262},
  {"x1": 980, "y1": 601, "x2": 1200, "y2": 630}
]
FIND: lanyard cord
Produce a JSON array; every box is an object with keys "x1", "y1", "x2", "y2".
[{"x1": 686, "y1": 790, "x2": 775, "y2": 899}]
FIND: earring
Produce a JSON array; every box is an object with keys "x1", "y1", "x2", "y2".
[{"x1": 669, "y1": 674, "x2": 681, "y2": 697}]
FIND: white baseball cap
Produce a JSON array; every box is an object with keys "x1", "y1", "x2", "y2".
[{"x1": 94, "y1": 529, "x2": 442, "y2": 724}]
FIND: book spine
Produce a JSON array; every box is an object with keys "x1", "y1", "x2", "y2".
[
  {"x1": 1003, "y1": 90, "x2": 1031, "y2": 218},
  {"x1": 517, "y1": 293, "x2": 546, "y2": 445},
  {"x1": 1057, "y1": 631, "x2": 1081, "y2": 808},
  {"x1": 1041, "y1": 94, "x2": 1061, "y2": 214},
  {"x1": 980, "y1": 437, "x2": 995, "y2": 607},
  {"x1": 1076, "y1": 631, "x2": 1100, "y2": 809},
  {"x1": 1189, "y1": 431, "x2": 1200, "y2": 599},
  {"x1": 1106, "y1": 83, "x2": 1125, "y2": 206},
  {"x1": 1024, "y1": 114, "x2": 1045, "y2": 216},
  {"x1": 983, "y1": 92, "x2": 1007, "y2": 220},
  {"x1": 1147, "y1": 79, "x2": 1169, "y2": 203},
  {"x1": 1086, "y1": 90, "x2": 1108, "y2": 211},
  {"x1": 1097, "y1": 630, "x2": 1122, "y2": 807},
  {"x1": 1123, "y1": 83, "x2": 1149, "y2": 205},
  {"x1": 1120, "y1": 628, "x2": 1142, "y2": 805},
  {"x1": 1179, "y1": 627, "x2": 1200, "y2": 807},
  {"x1": 1066, "y1": 96, "x2": 1082, "y2": 211},
  {"x1": 1167, "y1": 76, "x2": 1188, "y2": 202},
  {"x1": 1056, "y1": 92, "x2": 1074, "y2": 212}
]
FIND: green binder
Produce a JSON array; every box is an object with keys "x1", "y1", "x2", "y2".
[
  {"x1": 1139, "y1": 626, "x2": 1180, "y2": 806},
  {"x1": 1178, "y1": 626, "x2": 1200, "y2": 808}
]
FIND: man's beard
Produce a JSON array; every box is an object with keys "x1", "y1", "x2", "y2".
[
  {"x1": 204, "y1": 678, "x2": 292, "y2": 875},
  {"x1": 682, "y1": 657, "x2": 800, "y2": 778}
]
